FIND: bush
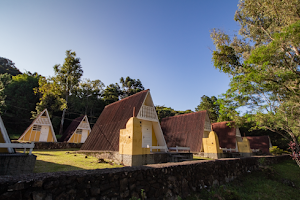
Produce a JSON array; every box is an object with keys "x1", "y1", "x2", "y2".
[{"x1": 269, "y1": 146, "x2": 289, "y2": 155}]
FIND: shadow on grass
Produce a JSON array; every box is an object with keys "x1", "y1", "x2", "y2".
[{"x1": 34, "y1": 160, "x2": 84, "y2": 173}]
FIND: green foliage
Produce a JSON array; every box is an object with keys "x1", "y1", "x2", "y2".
[
  {"x1": 0, "y1": 72, "x2": 40, "y2": 136},
  {"x1": 120, "y1": 76, "x2": 144, "y2": 99},
  {"x1": 102, "y1": 76, "x2": 145, "y2": 105},
  {"x1": 102, "y1": 83, "x2": 121, "y2": 105},
  {"x1": 34, "y1": 76, "x2": 67, "y2": 117},
  {"x1": 155, "y1": 105, "x2": 193, "y2": 121},
  {"x1": 195, "y1": 95, "x2": 219, "y2": 123},
  {"x1": 0, "y1": 57, "x2": 21, "y2": 76},
  {"x1": 269, "y1": 146, "x2": 289, "y2": 156}
]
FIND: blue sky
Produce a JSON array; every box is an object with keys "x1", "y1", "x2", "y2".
[{"x1": 0, "y1": 0, "x2": 240, "y2": 111}]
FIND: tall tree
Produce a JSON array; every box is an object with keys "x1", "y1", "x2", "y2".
[
  {"x1": 102, "y1": 83, "x2": 121, "y2": 105},
  {"x1": 55, "y1": 50, "x2": 83, "y2": 135},
  {"x1": 195, "y1": 95, "x2": 219, "y2": 123},
  {"x1": 0, "y1": 57, "x2": 21, "y2": 76},
  {"x1": 211, "y1": 0, "x2": 300, "y2": 166},
  {"x1": 120, "y1": 76, "x2": 144, "y2": 99}
]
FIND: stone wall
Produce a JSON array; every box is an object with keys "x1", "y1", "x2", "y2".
[
  {"x1": 0, "y1": 155, "x2": 289, "y2": 200},
  {"x1": 0, "y1": 154, "x2": 36, "y2": 176},
  {"x1": 79, "y1": 151, "x2": 193, "y2": 166},
  {"x1": 12, "y1": 141, "x2": 82, "y2": 150}
]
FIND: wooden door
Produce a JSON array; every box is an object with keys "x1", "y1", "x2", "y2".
[
  {"x1": 81, "y1": 129, "x2": 88, "y2": 143},
  {"x1": 142, "y1": 121, "x2": 152, "y2": 148},
  {"x1": 39, "y1": 126, "x2": 49, "y2": 141}
]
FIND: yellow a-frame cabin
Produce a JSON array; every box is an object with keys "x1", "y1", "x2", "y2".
[
  {"x1": 18, "y1": 109, "x2": 57, "y2": 142},
  {"x1": 0, "y1": 115, "x2": 14, "y2": 153},
  {"x1": 59, "y1": 115, "x2": 91, "y2": 143}
]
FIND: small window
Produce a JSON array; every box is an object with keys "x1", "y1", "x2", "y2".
[
  {"x1": 76, "y1": 129, "x2": 82, "y2": 134},
  {"x1": 42, "y1": 112, "x2": 47, "y2": 116},
  {"x1": 33, "y1": 125, "x2": 42, "y2": 131}
]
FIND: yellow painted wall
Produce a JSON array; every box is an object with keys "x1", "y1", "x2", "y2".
[
  {"x1": 202, "y1": 131, "x2": 223, "y2": 154},
  {"x1": 20, "y1": 125, "x2": 56, "y2": 142},
  {"x1": 68, "y1": 130, "x2": 90, "y2": 143},
  {"x1": 0, "y1": 129, "x2": 8, "y2": 153},
  {"x1": 20, "y1": 126, "x2": 41, "y2": 142},
  {"x1": 120, "y1": 117, "x2": 154, "y2": 155},
  {"x1": 47, "y1": 128, "x2": 54, "y2": 142},
  {"x1": 237, "y1": 137, "x2": 252, "y2": 153}
]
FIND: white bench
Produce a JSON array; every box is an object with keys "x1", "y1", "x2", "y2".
[
  {"x1": 147, "y1": 145, "x2": 168, "y2": 152},
  {"x1": 0, "y1": 142, "x2": 35, "y2": 155},
  {"x1": 169, "y1": 146, "x2": 190, "y2": 153}
]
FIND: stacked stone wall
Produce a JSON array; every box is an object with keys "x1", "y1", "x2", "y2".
[
  {"x1": 12, "y1": 141, "x2": 82, "y2": 149},
  {"x1": 0, "y1": 155, "x2": 289, "y2": 200}
]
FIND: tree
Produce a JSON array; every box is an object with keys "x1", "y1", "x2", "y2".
[
  {"x1": 67, "y1": 78, "x2": 106, "y2": 126},
  {"x1": 35, "y1": 50, "x2": 83, "y2": 135},
  {"x1": 195, "y1": 95, "x2": 219, "y2": 123},
  {"x1": 120, "y1": 76, "x2": 144, "y2": 99},
  {"x1": 155, "y1": 105, "x2": 193, "y2": 121},
  {"x1": 54, "y1": 50, "x2": 83, "y2": 135},
  {"x1": 1, "y1": 73, "x2": 40, "y2": 135},
  {"x1": 211, "y1": 0, "x2": 300, "y2": 166},
  {"x1": 0, "y1": 57, "x2": 21, "y2": 76},
  {"x1": 34, "y1": 76, "x2": 67, "y2": 118},
  {"x1": 102, "y1": 83, "x2": 122, "y2": 105}
]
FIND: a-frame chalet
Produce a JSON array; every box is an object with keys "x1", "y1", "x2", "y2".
[
  {"x1": 18, "y1": 109, "x2": 57, "y2": 142},
  {"x1": 160, "y1": 110, "x2": 212, "y2": 153},
  {"x1": 211, "y1": 121, "x2": 252, "y2": 157},
  {"x1": 59, "y1": 115, "x2": 91, "y2": 143},
  {"x1": 81, "y1": 89, "x2": 168, "y2": 166},
  {"x1": 0, "y1": 115, "x2": 14, "y2": 153}
]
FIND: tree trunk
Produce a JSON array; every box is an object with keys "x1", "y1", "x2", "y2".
[
  {"x1": 59, "y1": 108, "x2": 66, "y2": 135},
  {"x1": 59, "y1": 94, "x2": 68, "y2": 135}
]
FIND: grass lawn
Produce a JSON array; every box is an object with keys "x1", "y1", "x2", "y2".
[
  {"x1": 185, "y1": 159, "x2": 300, "y2": 200},
  {"x1": 31, "y1": 149, "x2": 123, "y2": 173},
  {"x1": 193, "y1": 156, "x2": 212, "y2": 160}
]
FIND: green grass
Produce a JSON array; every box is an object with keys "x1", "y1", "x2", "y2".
[
  {"x1": 184, "y1": 159, "x2": 300, "y2": 200},
  {"x1": 30, "y1": 149, "x2": 123, "y2": 173},
  {"x1": 193, "y1": 156, "x2": 212, "y2": 160}
]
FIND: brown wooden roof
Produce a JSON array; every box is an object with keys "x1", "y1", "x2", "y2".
[
  {"x1": 211, "y1": 121, "x2": 237, "y2": 149},
  {"x1": 80, "y1": 89, "x2": 149, "y2": 151},
  {"x1": 59, "y1": 116, "x2": 84, "y2": 142},
  {"x1": 160, "y1": 111, "x2": 209, "y2": 153},
  {"x1": 246, "y1": 136, "x2": 271, "y2": 154}
]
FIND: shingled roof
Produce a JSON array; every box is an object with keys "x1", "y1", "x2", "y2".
[
  {"x1": 80, "y1": 89, "x2": 149, "y2": 151},
  {"x1": 211, "y1": 121, "x2": 237, "y2": 149},
  {"x1": 160, "y1": 110, "x2": 210, "y2": 153},
  {"x1": 246, "y1": 135, "x2": 271, "y2": 154},
  {"x1": 59, "y1": 115, "x2": 85, "y2": 142}
]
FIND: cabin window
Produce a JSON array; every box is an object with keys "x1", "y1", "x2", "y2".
[
  {"x1": 33, "y1": 125, "x2": 42, "y2": 131},
  {"x1": 42, "y1": 112, "x2": 47, "y2": 117},
  {"x1": 76, "y1": 129, "x2": 82, "y2": 134}
]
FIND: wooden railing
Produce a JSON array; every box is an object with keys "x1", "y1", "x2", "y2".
[
  {"x1": 137, "y1": 105, "x2": 158, "y2": 121},
  {"x1": 220, "y1": 147, "x2": 238, "y2": 153},
  {"x1": 169, "y1": 146, "x2": 190, "y2": 153},
  {"x1": 0, "y1": 142, "x2": 35, "y2": 155},
  {"x1": 147, "y1": 145, "x2": 168, "y2": 152}
]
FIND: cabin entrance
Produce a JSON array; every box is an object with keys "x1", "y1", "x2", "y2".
[
  {"x1": 39, "y1": 126, "x2": 49, "y2": 141},
  {"x1": 142, "y1": 121, "x2": 152, "y2": 148},
  {"x1": 81, "y1": 129, "x2": 88, "y2": 143}
]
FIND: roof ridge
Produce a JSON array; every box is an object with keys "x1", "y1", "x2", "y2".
[{"x1": 105, "y1": 89, "x2": 149, "y2": 108}]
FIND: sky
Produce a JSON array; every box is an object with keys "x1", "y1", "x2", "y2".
[{"x1": 0, "y1": 0, "x2": 240, "y2": 111}]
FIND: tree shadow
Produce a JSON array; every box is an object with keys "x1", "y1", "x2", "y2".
[{"x1": 34, "y1": 160, "x2": 84, "y2": 173}]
